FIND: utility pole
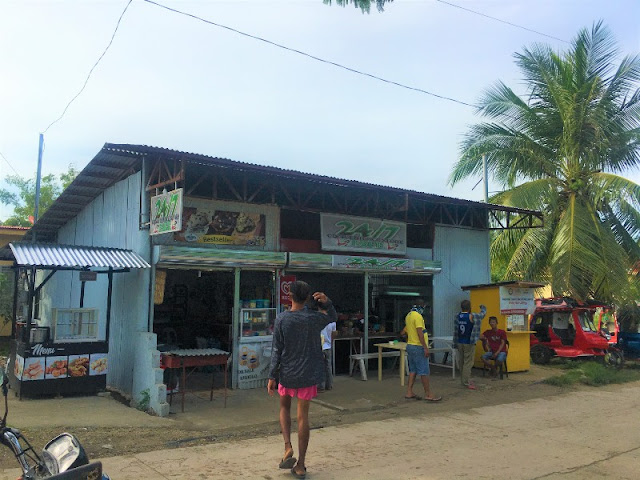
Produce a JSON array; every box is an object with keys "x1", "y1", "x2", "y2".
[
  {"x1": 482, "y1": 154, "x2": 489, "y2": 203},
  {"x1": 33, "y1": 133, "x2": 44, "y2": 242}
]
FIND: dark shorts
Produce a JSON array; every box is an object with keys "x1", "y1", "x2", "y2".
[{"x1": 406, "y1": 344, "x2": 430, "y2": 376}]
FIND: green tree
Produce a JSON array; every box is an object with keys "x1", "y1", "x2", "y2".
[
  {"x1": 323, "y1": 0, "x2": 393, "y2": 13},
  {"x1": 0, "y1": 165, "x2": 79, "y2": 227},
  {"x1": 449, "y1": 22, "x2": 640, "y2": 302}
]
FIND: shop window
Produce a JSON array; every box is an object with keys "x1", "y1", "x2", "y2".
[
  {"x1": 52, "y1": 308, "x2": 99, "y2": 342},
  {"x1": 280, "y1": 209, "x2": 320, "y2": 240},
  {"x1": 407, "y1": 223, "x2": 434, "y2": 249}
]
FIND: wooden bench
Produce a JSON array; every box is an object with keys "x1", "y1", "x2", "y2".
[{"x1": 350, "y1": 352, "x2": 400, "y2": 381}]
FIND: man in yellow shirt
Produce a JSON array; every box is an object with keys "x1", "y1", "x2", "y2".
[{"x1": 400, "y1": 299, "x2": 442, "y2": 402}]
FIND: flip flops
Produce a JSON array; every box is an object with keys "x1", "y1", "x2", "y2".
[
  {"x1": 291, "y1": 466, "x2": 307, "y2": 479},
  {"x1": 279, "y1": 450, "x2": 297, "y2": 469},
  {"x1": 424, "y1": 396, "x2": 442, "y2": 402},
  {"x1": 404, "y1": 395, "x2": 421, "y2": 400}
]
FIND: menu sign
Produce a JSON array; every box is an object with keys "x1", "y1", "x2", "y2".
[
  {"x1": 499, "y1": 286, "x2": 536, "y2": 315},
  {"x1": 176, "y1": 207, "x2": 266, "y2": 246},
  {"x1": 151, "y1": 188, "x2": 183, "y2": 236},
  {"x1": 321, "y1": 214, "x2": 406, "y2": 254}
]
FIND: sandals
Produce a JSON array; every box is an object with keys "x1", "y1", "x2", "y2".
[
  {"x1": 424, "y1": 396, "x2": 442, "y2": 402},
  {"x1": 279, "y1": 446, "x2": 296, "y2": 469},
  {"x1": 404, "y1": 395, "x2": 421, "y2": 400},
  {"x1": 291, "y1": 466, "x2": 307, "y2": 479}
]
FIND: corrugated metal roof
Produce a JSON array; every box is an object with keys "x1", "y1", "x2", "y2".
[
  {"x1": 8, "y1": 243, "x2": 150, "y2": 269},
  {"x1": 25, "y1": 143, "x2": 543, "y2": 242}
]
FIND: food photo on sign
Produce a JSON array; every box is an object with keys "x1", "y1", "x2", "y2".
[
  {"x1": 68, "y1": 355, "x2": 90, "y2": 377},
  {"x1": 176, "y1": 207, "x2": 266, "y2": 246},
  {"x1": 89, "y1": 353, "x2": 108, "y2": 376},
  {"x1": 45, "y1": 356, "x2": 68, "y2": 379},
  {"x1": 22, "y1": 358, "x2": 45, "y2": 381}
]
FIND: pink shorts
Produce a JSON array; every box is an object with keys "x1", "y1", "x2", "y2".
[{"x1": 278, "y1": 384, "x2": 317, "y2": 401}]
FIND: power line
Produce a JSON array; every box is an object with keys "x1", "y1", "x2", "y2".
[
  {"x1": 141, "y1": 0, "x2": 477, "y2": 108},
  {"x1": 435, "y1": 0, "x2": 570, "y2": 45},
  {"x1": 42, "y1": 0, "x2": 133, "y2": 134},
  {"x1": 0, "y1": 150, "x2": 19, "y2": 176}
]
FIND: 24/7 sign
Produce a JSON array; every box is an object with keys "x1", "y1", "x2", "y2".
[
  {"x1": 320, "y1": 214, "x2": 406, "y2": 254},
  {"x1": 151, "y1": 188, "x2": 183, "y2": 235}
]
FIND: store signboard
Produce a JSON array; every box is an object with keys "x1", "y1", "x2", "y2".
[
  {"x1": 279, "y1": 275, "x2": 296, "y2": 306},
  {"x1": 151, "y1": 188, "x2": 183, "y2": 235},
  {"x1": 333, "y1": 255, "x2": 412, "y2": 271},
  {"x1": 499, "y1": 286, "x2": 536, "y2": 315},
  {"x1": 286, "y1": 252, "x2": 442, "y2": 274},
  {"x1": 79, "y1": 271, "x2": 97, "y2": 282},
  {"x1": 320, "y1": 214, "x2": 406, "y2": 254},
  {"x1": 175, "y1": 206, "x2": 265, "y2": 246}
]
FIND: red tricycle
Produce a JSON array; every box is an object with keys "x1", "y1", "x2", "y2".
[{"x1": 529, "y1": 297, "x2": 614, "y2": 365}]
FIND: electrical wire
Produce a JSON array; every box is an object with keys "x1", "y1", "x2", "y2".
[
  {"x1": 141, "y1": 0, "x2": 477, "y2": 108},
  {"x1": 42, "y1": 0, "x2": 133, "y2": 134},
  {"x1": 435, "y1": 0, "x2": 570, "y2": 44},
  {"x1": 0, "y1": 150, "x2": 19, "y2": 176}
]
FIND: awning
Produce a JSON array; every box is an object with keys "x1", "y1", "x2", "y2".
[
  {"x1": 8, "y1": 243, "x2": 150, "y2": 269},
  {"x1": 158, "y1": 246, "x2": 287, "y2": 269}
]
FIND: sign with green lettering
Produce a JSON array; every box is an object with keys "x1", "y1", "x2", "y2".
[
  {"x1": 320, "y1": 214, "x2": 406, "y2": 254},
  {"x1": 151, "y1": 188, "x2": 183, "y2": 235}
]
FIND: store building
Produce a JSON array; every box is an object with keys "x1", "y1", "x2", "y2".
[{"x1": 1, "y1": 144, "x2": 542, "y2": 415}]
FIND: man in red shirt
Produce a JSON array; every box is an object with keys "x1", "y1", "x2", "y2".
[{"x1": 480, "y1": 316, "x2": 507, "y2": 377}]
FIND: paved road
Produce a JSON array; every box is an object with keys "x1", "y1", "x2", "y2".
[{"x1": 3, "y1": 383, "x2": 639, "y2": 479}]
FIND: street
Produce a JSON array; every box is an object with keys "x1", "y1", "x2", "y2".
[{"x1": 85, "y1": 383, "x2": 640, "y2": 479}]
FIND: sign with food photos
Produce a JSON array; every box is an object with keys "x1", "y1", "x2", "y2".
[
  {"x1": 175, "y1": 206, "x2": 266, "y2": 246},
  {"x1": 13, "y1": 353, "x2": 107, "y2": 381}
]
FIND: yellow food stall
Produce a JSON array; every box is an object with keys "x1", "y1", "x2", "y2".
[{"x1": 461, "y1": 282, "x2": 545, "y2": 372}]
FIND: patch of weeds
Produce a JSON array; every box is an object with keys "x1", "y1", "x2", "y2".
[
  {"x1": 136, "y1": 389, "x2": 150, "y2": 412},
  {"x1": 543, "y1": 361, "x2": 640, "y2": 387}
]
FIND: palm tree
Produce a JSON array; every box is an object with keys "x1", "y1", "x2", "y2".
[
  {"x1": 450, "y1": 22, "x2": 640, "y2": 302},
  {"x1": 322, "y1": 0, "x2": 393, "y2": 14}
]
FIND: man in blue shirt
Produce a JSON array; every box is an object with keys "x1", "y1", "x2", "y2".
[{"x1": 453, "y1": 300, "x2": 486, "y2": 390}]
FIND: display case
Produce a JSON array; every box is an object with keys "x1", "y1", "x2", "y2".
[{"x1": 240, "y1": 308, "x2": 276, "y2": 338}]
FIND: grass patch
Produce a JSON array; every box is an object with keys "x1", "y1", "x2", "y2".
[{"x1": 543, "y1": 361, "x2": 640, "y2": 387}]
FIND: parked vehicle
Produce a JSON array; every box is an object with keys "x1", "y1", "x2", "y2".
[
  {"x1": 618, "y1": 320, "x2": 640, "y2": 359},
  {"x1": 0, "y1": 365, "x2": 109, "y2": 480},
  {"x1": 529, "y1": 297, "x2": 610, "y2": 364}
]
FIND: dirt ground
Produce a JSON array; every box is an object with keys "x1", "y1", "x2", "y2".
[{"x1": 0, "y1": 362, "x2": 576, "y2": 470}]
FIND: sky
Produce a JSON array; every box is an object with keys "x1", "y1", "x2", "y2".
[{"x1": 1, "y1": 0, "x2": 639, "y2": 222}]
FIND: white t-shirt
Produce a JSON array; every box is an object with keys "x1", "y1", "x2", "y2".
[{"x1": 321, "y1": 322, "x2": 336, "y2": 350}]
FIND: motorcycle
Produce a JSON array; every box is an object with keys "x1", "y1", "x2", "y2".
[{"x1": 0, "y1": 365, "x2": 110, "y2": 480}]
